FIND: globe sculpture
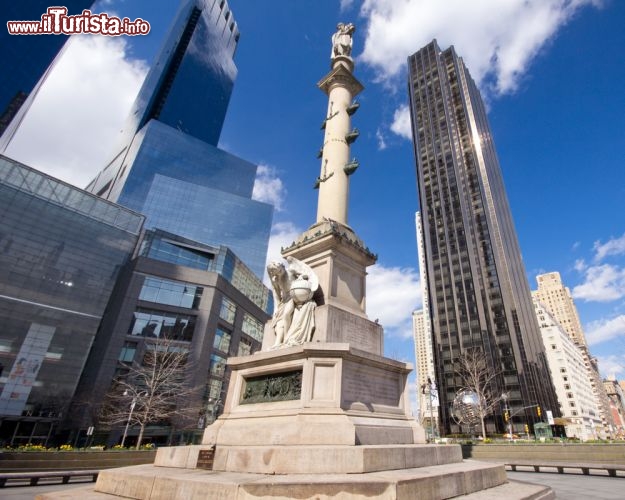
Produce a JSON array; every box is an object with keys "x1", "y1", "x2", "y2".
[{"x1": 451, "y1": 389, "x2": 482, "y2": 426}]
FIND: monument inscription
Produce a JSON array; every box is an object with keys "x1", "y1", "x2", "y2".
[
  {"x1": 342, "y1": 361, "x2": 400, "y2": 407},
  {"x1": 330, "y1": 308, "x2": 381, "y2": 354},
  {"x1": 241, "y1": 369, "x2": 303, "y2": 404}
]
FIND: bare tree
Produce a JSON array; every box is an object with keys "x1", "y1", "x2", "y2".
[
  {"x1": 455, "y1": 348, "x2": 502, "y2": 439},
  {"x1": 99, "y1": 336, "x2": 200, "y2": 449}
]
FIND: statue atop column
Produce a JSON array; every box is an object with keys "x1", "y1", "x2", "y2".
[{"x1": 331, "y1": 22, "x2": 355, "y2": 59}]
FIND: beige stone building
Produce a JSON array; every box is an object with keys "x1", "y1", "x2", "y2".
[
  {"x1": 413, "y1": 212, "x2": 438, "y2": 435},
  {"x1": 603, "y1": 377, "x2": 625, "y2": 437},
  {"x1": 532, "y1": 272, "x2": 614, "y2": 437},
  {"x1": 532, "y1": 272, "x2": 586, "y2": 346},
  {"x1": 533, "y1": 300, "x2": 601, "y2": 440}
]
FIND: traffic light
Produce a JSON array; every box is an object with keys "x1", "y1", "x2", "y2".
[
  {"x1": 524, "y1": 424, "x2": 529, "y2": 433},
  {"x1": 537, "y1": 406, "x2": 542, "y2": 417},
  {"x1": 504, "y1": 411, "x2": 509, "y2": 422}
]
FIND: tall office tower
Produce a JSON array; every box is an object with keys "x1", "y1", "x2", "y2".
[
  {"x1": 0, "y1": 2, "x2": 94, "y2": 142},
  {"x1": 407, "y1": 40, "x2": 559, "y2": 435},
  {"x1": 85, "y1": 0, "x2": 272, "y2": 277},
  {"x1": 532, "y1": 272, "x2": 586, "y2": 346},
  {"x1": 413, "y1": 212, "x2": 437, "y2": 431},
  {"x1": 533, "y1": 300, "x2": 601, "y2": 440}
]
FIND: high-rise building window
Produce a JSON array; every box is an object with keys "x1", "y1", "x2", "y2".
[
  {"x1": 242, "y1": 312, "x2": 264, "y2": 342},
  {"x1": 209, "y1": 354, "x2": 226, "y2": 377},
  {"x1": 237, "y1": 337, "x2": 252, "y2": 357},
  {"x1": 219, "y1": 296, "x2": 237, "y2": 324},
  {"x1": 208, "y1": 378, "x2": 222, "y2": 400},
  {"x1": 139, "y1": 277, "x2": 203, "y2": 309},
  {"x1": 128, "y1": 308, "x2": 195, "y2": 341},
  {"x1": 213, "y1": 327, "x2": 231, "y2": 354},
  {"x1": 118, "y1": 341, "x2": 137, "y2": 363}
]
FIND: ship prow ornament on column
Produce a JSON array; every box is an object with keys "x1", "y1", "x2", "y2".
[{"x1": 72, "y1": 23, "x2": 552, "y2": 500}]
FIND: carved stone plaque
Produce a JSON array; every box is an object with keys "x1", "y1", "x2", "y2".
[{"x1": 240, "y1": 370, "x2": 303, "y2": 404}]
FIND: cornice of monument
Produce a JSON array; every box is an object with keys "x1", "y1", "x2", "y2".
[
  {"x1": 281, "y1": 220, "x2": 377, "y2": 265},
  {"x1": 317, "y1": 62, "x2": 364, "y2": 97}
]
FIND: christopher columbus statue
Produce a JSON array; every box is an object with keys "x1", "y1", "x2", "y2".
[{"x1": 331, "y1": 22, "x2": 355, "y2": 59}]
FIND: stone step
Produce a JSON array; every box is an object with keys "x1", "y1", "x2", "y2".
[
  {"x1": 84, "y1": 459, "x2": 511, "y2": 499},
  {"x1": 211, "y1": 443, "x2": 463, "y2": 474}
]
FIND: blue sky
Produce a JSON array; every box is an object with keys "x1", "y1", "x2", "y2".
[{"x1": 4, "y1": 0, "x2": 625, "y2": 387}]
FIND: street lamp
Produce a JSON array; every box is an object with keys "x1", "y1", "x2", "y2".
[
  {"x1": 121, "y1": 396, "x2": 137, "y2": 448},
  {"x1": 121, "y1": 390, "x2": 147, "y2": 447},
  {"x1": 421, "y1": 378, "x2": 437, "y2": 441},
  {"x1": 207, "y1": 398, "x2": 223, "y2": 425},
  {"x1": 501, "y1": 393, "x2": 513, "y2": 441}
]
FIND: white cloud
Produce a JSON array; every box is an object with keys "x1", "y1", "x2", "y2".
[
  {"x1": 359, "y1": 0, "x2": 604, "y2": 141},
  {"x1": 574, "y1": 259, "x2": 587, "y2": 272},
  {"x1": 340, "y1": 0, "x2": 355, "y2": 12},
  {"x1": 586, "y1": 315, "x2": 625, "y2": 346},
  {"x1": 389, "y1": 104, "x2": 412, "y2": 140},
  {"x1": 5, "y1": 35, "x2": 148, "y2": 188},
  {"x1": 252, "y1": 164, "x2": 287, "y2": 212},
  {"x1": 375, "y1": 128, "x2": 387, "y2": 150},
  {"x1": 367, "y1": 264, "x2": 422, "y2": 338},
  {"x1": 572, "y1": 264, "x2": 625, "y2": 302},
  {"x1": 593, "y1": 233, "x2": 625, "y2": 262},
  {"x1": 359, "y1": 0, "x2": 603, "y2": 96}
]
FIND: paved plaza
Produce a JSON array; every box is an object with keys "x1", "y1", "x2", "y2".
[{"x1": 0, "y1": 472, "x2": 621, "y2": 499}]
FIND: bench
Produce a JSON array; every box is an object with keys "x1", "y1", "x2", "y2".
[
  {"x1": 505, "y1": 462, "x2": 625, "y2": 477},
  {"x1": 0, "y1": 470, "x2": 99, "y2": 487}
]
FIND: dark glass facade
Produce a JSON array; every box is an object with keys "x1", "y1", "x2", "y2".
[
  {"x1": 84, "y1": 0, "x2": 272, "y2": 277},
  {"x1": 407, "y1": 41, "x2": 559, "y2": 435},
  {"x1": 0, "y1": 155, "x2": 143, "y2": 445},
  {"x1": 69, "y1": 229, "x2": 270, "y2": 445},
  {"x1": 0, "y1": 2, "x2": 94, "y2": 141}
]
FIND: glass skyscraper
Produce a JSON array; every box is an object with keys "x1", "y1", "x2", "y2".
[
  {"x1": 85, "y1": 0, "x2": 272, "y2": 277},
  {"x1": 407, "y1": 40, "x2": 559, "y2": 435},
  {"x1": 0, "y1": 155, "x2": 143, "y2": 445}
]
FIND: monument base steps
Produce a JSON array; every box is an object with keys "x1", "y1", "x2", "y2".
[{"x1": 36, "y1": 460, "x2": 554, "y2": 500}]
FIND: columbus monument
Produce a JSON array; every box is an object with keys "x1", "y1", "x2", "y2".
[{"x1": 48, "y1": 24, "x2": 553, "y2": 500}]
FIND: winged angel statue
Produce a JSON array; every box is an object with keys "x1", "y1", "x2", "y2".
[{"x1": 266, "y1": 256, "x2": 319, "y2": 349}]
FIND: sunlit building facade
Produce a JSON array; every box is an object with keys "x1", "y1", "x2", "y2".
[
  {"x1": 413, "y1": 212, "x2": 438, "y2": 433},
  {"x1": 407, "y1": 40, "x2": 559, "y2": 435},
  {"x1": 532, "y1": 272, "x2": 613, "y2": 437},
  {"x1": 532, "y1": 272, "x2": 586, "y2": 346},
  {"x1": 533, "y1": 300, "x2": 601, "y2": 440}
]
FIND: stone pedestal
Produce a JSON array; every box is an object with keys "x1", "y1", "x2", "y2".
[{"x1": 202, "y1": 343, "x2": 423, "y2": 458}]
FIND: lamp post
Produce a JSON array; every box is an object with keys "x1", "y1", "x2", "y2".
[
  {"x1": 421, "y1": 379, "x2": 437, "y2": 441},
  {"x1": 121, "y1": 390, "x2": 147, "y2": 447},
  {"x1": 121, "y1": 397, "x2": 137, "y2": 448},
  {"x1": 501, "y1": 393, "x2": 513, "y2": 441},
  {"x1": 207, "y1": 398, "x2": 223, "y2": 425}
]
